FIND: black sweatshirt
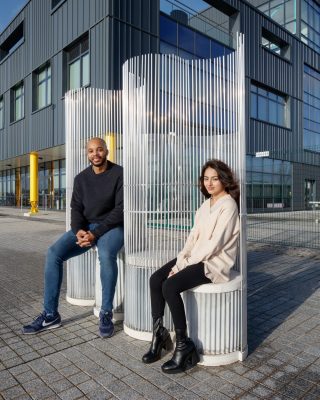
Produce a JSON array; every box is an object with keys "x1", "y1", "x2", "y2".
[{"x1": 70, "y1": 161, "x2": 123, "y2": 239}]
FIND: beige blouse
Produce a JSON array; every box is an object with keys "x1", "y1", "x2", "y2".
[{"x1": 171, "y1": 195, "x2": 240, "y2": 283}]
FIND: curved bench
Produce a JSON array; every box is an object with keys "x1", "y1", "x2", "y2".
[
  {"x1": 124, "y1": 252, "x2": 246, "y2": 367},
  {"x1": 184, "y1": 270, "x2": 247, "y2": 366},
  {"x1": 123, "y1": 252, "x2": 175, "y2": 340},
  {"x1": 66, "y1": 250, "x2": 96, "y2": 306}
]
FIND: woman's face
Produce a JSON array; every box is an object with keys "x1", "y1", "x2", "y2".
[{"x1": 203, "y1": 167, "x2": 225, "y2": 198}]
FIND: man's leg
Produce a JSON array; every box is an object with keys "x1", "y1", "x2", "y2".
[
  {"x1": 43, "y1": 229, "x2": 90, "y2": 314},
  {"x1": 96, "y1": 226, "x2": 124, "y2": 313},
  {"x1": 23, "y1": 230, "x2": 90, "y2": 334}
]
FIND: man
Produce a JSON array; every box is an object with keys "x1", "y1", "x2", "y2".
[{"x1": 22, "y1": 138, "x2": 124, "y2": 338}]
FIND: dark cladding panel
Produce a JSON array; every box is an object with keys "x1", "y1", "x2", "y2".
[
  {"x1": 28, "y1": 0, "x2": 52, "y2": 70},
  {"x1": 30, "y1": 106, "x2": 54, "y2": 151},
  {"x1": 90, "y1": 20, "x2": 108, "y2": 90},
  {"x1": 104, "y1": 15, "x2": 157, "y2": 90}
]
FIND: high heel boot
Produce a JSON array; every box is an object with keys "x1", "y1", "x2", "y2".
[
  {"x1": 161, "y1": 329, "x2": 200, "y2": 374},
  {"x1": 142, "y1": 317, "x2": 172, "y2": 364}
]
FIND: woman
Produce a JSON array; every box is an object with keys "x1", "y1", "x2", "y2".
[{"x1": 142, "y1": 159, "x2": 240, "y2": 374}]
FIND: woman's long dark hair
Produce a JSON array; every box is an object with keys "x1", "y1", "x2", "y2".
[{"x1": 199, "y1": 159, "x2": 240, "y2": 210}]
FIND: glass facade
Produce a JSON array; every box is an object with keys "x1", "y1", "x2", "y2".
[
  {"x1": 246, "y1": 155, "x2": 292, "y2": 212},
  {"x1": 0, "y1": 159, "x2": 66, "y2": 209},
  {"x1": 255, "y1": 0, "x2": 296, "y2": 34},
  {"x1": 301, "y1": 0, "x2": 320, "y2": 53},
  {"x1": 303, "y1": 64, "x2": 320, "y2": 151},
  {"x1": 160, "y1": 14, "x2": 233, "y2": 60},
  {"x1": 251, "y1": 83, "x2": 289, "y2": 128},
  {"x1": 160, "y1": 0, "x2": 232, "y2": 47},
  {"x1": 36, "y1": 64, "x2": 51, "y2": 109},
  {"x1": 0, "y1": 96, "x2": 3, "y2": 129}
]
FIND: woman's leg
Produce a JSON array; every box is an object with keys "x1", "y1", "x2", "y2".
[
  {"x1": 142, "y1": 259, "x2": 176, "y2": 364},
  {"x1": 161, "y1": 262, "x2": 211, "y2": 330},
  {"x1": 149, "y1": 258, "x2": 176, "y2": 319},
  {"x1": 161, "y1": 263, "x2": 211, "y2": 373}
]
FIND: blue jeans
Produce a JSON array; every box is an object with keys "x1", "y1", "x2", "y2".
[{"x1": 43, "y1": 224, "x2": 124, "y2": 315}]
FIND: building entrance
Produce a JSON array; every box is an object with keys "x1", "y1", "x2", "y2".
[{"x1": 305, "y1": 179, "x2": 316, "y2": 210}]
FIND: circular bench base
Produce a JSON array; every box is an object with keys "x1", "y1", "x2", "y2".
[
  {"x1": 66, "y1": 295, "x2": 95, "y2": 306},
  {"x1": 124, "y1": 324, "x2": 153, "y2": 341},
  {"x1": 93, "y1": 306, "x2": 124, "y2": 322},
  {"x1": 199, "y1": 347, "x2": 248, "y2": 366},
  {"x1": 124, "y1": 324, "x2": 248, "y2": 366}
]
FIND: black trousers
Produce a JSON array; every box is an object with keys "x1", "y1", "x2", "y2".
[{"x1": 150, "y1": 258, "x2": 211, "y2": 330}]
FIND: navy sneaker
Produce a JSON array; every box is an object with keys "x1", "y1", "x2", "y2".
[
  {"x1": 22, "y1": 311, "x2": 61, "y2": 334},
  {"x1": 99, "y1": 311, "x2": 114, "y2": 338}
]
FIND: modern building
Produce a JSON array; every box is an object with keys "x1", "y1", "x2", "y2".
[{"x1": 0, "y1": 0, "x2": 319, "y2": 212}]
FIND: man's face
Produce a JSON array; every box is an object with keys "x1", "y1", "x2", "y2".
[{"x1": 87, "y1": 139, "x2": 108, "y2": 167}]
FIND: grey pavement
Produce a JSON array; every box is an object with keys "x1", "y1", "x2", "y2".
[{"x1": 0, "y1": 208, "x2": 320, "y2": 400}]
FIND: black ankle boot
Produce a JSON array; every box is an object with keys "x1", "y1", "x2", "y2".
[
  {"x1": 142, "y1": 317, "x2": 172, "y2": 364},
  {"x1": 161, "y1": 329, "x2": 200, "y2": 374}
]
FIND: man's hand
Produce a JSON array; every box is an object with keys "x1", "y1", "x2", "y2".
[
  {"x1": 76, "y1": 230, "x2": 87, "y2": 245},
  {"x1": 76, "y1": 230, "x2": 96, "y2": 248}
]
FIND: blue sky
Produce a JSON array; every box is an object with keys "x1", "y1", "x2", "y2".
[{"x1": 0, "y1": 0, "x2": 28, "y2": 34}]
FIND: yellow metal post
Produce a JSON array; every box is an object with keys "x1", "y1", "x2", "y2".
[
  {"x1": 105, "y1": 134, "x2": 116, "y2": 162},
  {"x1": 29, "y1": 152, "x2": 39, "y2": 214}
]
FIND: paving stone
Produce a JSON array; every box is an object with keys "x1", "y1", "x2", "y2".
[
  {"x1": 77, "y1": 379, "x2": 101, "y2": 395},
  {"x1": 218, "y1": 383, "x2": 244, "y2": 398},
  {"x1": 85, "y1": 387, "x2": 113, "y2": 400},
  {"x1": 8, "y1": 364, "x2": 30, "y2": 376},
  {"x1": 243, "y1": 370, "x2": 265, "y2": 382},
  {"x1": 15, "y1": 370, "x2": 38, "y2": 384},
  {"x1": 59, "y1": 365, "x2": 82, "y2": 378},
  {"x1": 49, "y1": 378, "x2": 74, "y2": 394},
  {"x1": 0, "y1": 371, "x2": 18, "y2": 391},
  {"x1": 58, "y1": 387, "x2": 84, "y2": 400},
  {"x1": 2, "y1": 357, "x2": 23, "y2": 369},
  {"x1": 175, "y1": 390, "x2": 202, "y2": 400},
  {"x1": 105, "y1": 380, "x2": 144, "y2": 400},
  {"x1": 277, "y1": 383, "x2": 307, "y2": 399},
  {"x1": 22, "y1": 378, "x2": 56, "y2": 400},
  {"x1": 68, "y1": 372, "x2": 90, "y2": 386},
  {"x1": 237, "y1": 394, "x2": 262, "y2": 400},
  {"x1": 1, "y1": 384, "x2": 27, "y2": 399}
]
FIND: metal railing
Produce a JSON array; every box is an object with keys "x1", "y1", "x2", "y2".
[{"x1": 247, "y1": 204, "x2": 320, "y2": 249}]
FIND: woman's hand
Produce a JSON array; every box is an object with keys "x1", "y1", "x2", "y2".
[{"x1": 168, "y1": 270, "x2": 176, "y2": 278}]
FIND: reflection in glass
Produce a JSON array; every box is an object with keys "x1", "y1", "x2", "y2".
[
  {"x1": 69, "y1": 59, "x2": 81, "y2": 89},
  {"x1": 178, "y1": 24, "x2": 194, "y2": 52},
  {"x1": 160, "y1": 15, "x2": 177, "y2": 46},
  {"x1": 82, "y1": 53, "x2": 90, "y2": 87}
]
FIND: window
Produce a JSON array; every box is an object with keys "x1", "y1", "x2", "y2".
[
  {"x1": 0, "y1": 96, "x2": 3, "y2": 129},
  {"x1": 159, "y1": 14, "x2": 233, "y2": 60},
  {"x1": 11, "y1": 82, "x2": 24, "y2": 122},
  {"x1": 33, "y1": 63, "x2": 51, "y2": 110},
  {"x1": 261, "y1": 28, "x2": 290, "y2": 60},
  {"x1": 251, "y1": 83, "x2": 289, "y2": 128},
  {"x1": 0, "y1": 22, "x2": 24, "y2": 62},
  {"x1": 65, "y1": 35, "x2": 90, "y2": 91},
  {"x1": 246, "y1": 155, "x2": 292, "y2": 212},
  {"x1": 303, "y1": 64, "x2": 320, "y2": 152},
  {"x1": 255, "y1": 0, "x2": 297, "y2": 35}
]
